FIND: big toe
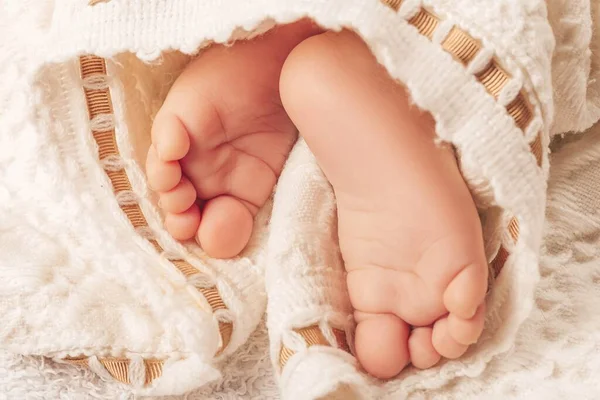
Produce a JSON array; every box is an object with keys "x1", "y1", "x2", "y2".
[
  {"x1": 354, "y1": 313, "x2": 410, "y2": 379},
  {"x1": 197, "y1": 196, "x2": 254, "y2": 259}
]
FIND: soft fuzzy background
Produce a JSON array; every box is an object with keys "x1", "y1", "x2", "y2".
[{"x1": 1, "y1": 126, "x2": 600, "y2": 399}]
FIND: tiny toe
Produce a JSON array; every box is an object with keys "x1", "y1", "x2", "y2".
[
  {"x1": 197, "y1": 196, "x2": 254, "y2": 259},
  {"x1": 448, "y1": 303, "x2": 486, "y2": 345},
  {"x1": 444, "y1": 263, "x2": 488, "y2": 320},
  {"x1": 408, "y1": 327, "x2": 441, "y2": 369},
  {"x1": 146, "y1": 146, "x2": 182, "y2": 192},
  {"x1": 164, "y1": 204, "x2": 201, "y2": 241},
  {"x1": 354, "y1": 313, "x2": 410, "y2": 379},
  {"x1": 151, "y1": 112, "x2": 191, "y2": 161},
  {"x1": 432, "y1": 317, "x2": 469, "y2": 359},
  {"x1": 159, "y1": 177, "x2": 197, "y2": 214}
]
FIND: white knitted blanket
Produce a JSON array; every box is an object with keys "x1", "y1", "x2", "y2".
[
  {"x1": 1, "y1": 0, "x2": 599, "y2": 398},
  {"x1": 2, "y1": 126, "x2": 599, "y2": 399}
]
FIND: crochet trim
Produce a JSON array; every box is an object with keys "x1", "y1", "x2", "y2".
[
  {"x1": 279, "y1": 326, "x2": 350, "y2": 367},
  {"x1": 61, "y1": 55, "x2": 233, "y2": 387},
  {"x1": 382, "y1": 0, "x2": 544, "y2": 277},
  {"x1": 64, "y1": 356, "x2": 163, "y2": 385}
]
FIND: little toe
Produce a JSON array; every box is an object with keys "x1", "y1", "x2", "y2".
[
  {"x1": 146, "y1": 146, "x2": 182, "y2": 192},
  {"x1": 197, "y1": 195, "x2": 254, "y2": 259},
  {"x1": 444, "y1": 263, "x2": 488, "y2": 320},
  {"x1": 152, "y1": 112, "x2": 191, "y2": 162},
  {"x1": 354, "y1": 313, "x2": 410, "y2": 379},
  {"x1": 432, "y1": 317, "x2": 469, "y2": 359},
  {"x1": 448, "y1": 303, "x2": 486, "y2": 345},
  {"x1": 164, "y1": 204, "x2": 201, "y2": 241},
  {"x1": 408, "y1": 327, "x2": 441, "y2": 369},
  {"x1": 159, "y1": 177, "x2": 197, "y2": 214}
]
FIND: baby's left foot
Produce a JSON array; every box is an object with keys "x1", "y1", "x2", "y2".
[
  {"x1": 147, "y1": 21, "x2": 320, "y2": 258},
  {"x1": 280, "y1": 30, "x2": 489, "y2": 378}
]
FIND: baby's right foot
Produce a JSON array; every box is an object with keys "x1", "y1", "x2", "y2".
[
  {"x1": 280, "y1": 31, "x2": 489, "y2": 378},
  {"x1": 147, "y1": 21, "x2": 321, "y2": 258}
]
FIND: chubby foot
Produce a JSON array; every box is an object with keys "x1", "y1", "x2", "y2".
[
  {"x1": 280, "y1": 30, "x2": 489, "y2": 378},
  {"x1": 147, "y1": 21, "x2": 321, "y2": 258}
]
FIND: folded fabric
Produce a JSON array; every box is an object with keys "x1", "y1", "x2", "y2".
[
  {"x1": 0, "y1": 0, "x2": 598, "y2": 397},
  {"x1": 4, "y1": 124, "x2": 600, "y2": 400}
]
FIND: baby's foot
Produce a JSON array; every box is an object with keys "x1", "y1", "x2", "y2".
[
  {"x1": 147, "y1": 21, "x2": 321, "y2": 258},
  {"x1": 280, "y1": 31, "x2": 489, "y2": 378}
]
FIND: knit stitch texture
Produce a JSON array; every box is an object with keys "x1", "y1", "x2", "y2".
[{"x1": 1, "y1": 0, "x2": 598, "y2": 398}]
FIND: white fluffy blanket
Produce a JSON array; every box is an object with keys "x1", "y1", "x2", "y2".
[
  {"x1": 2, "y1": 0, "x2": 599, "y2": 398},
  {"x1": 2, "y1": 126, "x2": 599, "y2": 399}
]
